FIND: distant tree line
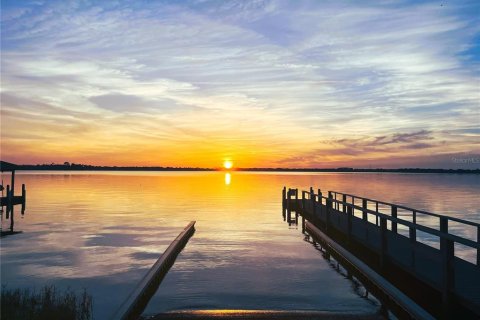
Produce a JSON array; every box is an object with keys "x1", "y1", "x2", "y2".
[
  {"x1": 16, "y1": 162, "x2": 214, "y2": 171},
  {"x1": 241, "y1": 167, "x2": 480, "y2": 173},
  {"x1": 9, "y1": 163, "x2": 480, "y2": 173}
]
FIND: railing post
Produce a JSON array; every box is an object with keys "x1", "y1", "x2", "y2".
[
  {"x1": 342, "y1": 194, "x2": 347, "y2": 213},
  {"x1": 328, "y1": 191, "x2": 334, "y2": 211},
  {"x1": 409, "y1": 214, "x2": 416, "y2": 270},
  {"x1": 326, "y1": 196, "x2": 332, "y2": 232},
  {"x1": 302, "y1": 191, "x2": 305, "y2": 211},
  {"x1": 391, "y1": 205, "x2": 397, "y2": 233},
  {"x1": 347, "y1": 205, "x2": 353, "y2": 244},
  {"x1": 362, "y1": 199, "x2": 368, "y2": 221},
  {"x1": 352, "y1": 197, "x2": 355, "y2": 216},
  {"x1": 309, "y1": 187, "x2": 314, "y2": 215},
  {"x1": 380, "y1": 216, "x2": 387, "y2": 270},
  {"x1": 282, "y1": 187, "x2": 286, "y2": 219},
  {"x1": 411, "y1": 210, "x2": 417, "y2": 238},
  {"x1": 477, "y1": 225, "x2": 480, "y2": 267},
  {"x1": 318, "y1": 189, "x2": 322, "y2": 205},
  {"x1": 440, "y1": 217, "x2": 454, "y2": 311},
  {"x1": 311, "y1": 189, "x2": 316, "y2": 217}
]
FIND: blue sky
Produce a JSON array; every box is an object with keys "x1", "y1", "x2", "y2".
[{"x1": 1, "y1": 0, "x2": 479, "y2": 168}]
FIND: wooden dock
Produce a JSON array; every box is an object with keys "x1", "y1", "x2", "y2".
[
  {"x1": 282, "y1": 187, "x2": 480, "y2": 319},
  {"x1": 1, "y1": 161, "x2": 27, "y2": 235}
]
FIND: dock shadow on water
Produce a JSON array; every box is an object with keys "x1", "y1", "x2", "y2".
[{"x1": 304, "y1": 234, "x2": 378, "y2": 305}]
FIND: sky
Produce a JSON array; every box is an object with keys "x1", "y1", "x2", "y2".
[{"x1": 1, "y1": 0, "x2": 479, "y2": 168}]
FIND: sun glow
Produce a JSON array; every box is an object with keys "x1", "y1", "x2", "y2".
[{"x1": 223, "y1": 160, "x2": 233, "y2": 170}]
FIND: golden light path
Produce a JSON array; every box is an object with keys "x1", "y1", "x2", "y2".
[{"x1": 224, "y1": 173, "x2": 231, "y2": 185}]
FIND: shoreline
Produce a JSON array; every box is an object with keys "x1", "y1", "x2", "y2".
[{"x1": 5, "y1": 167, "x2": 480, "y2": 174}]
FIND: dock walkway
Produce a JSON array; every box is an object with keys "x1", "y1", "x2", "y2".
[{"x1": 283, "y1": 187, "x2": 480, "y2": 319}]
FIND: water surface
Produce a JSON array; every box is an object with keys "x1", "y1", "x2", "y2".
[{"x1": 1, "y1": 171, "x2": 478, "y2": 318}]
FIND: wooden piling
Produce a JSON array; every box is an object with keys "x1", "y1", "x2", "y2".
[
  {"x1": 287, "y1": 189, "x2": 292, "y2": 222},
  {"x1": 21, "y1": 184, "x2": 26, "y2": 214},
  {"x1": 6, "y1": 185, "x2": 11, "y2": 219},
  {"x1": 11, "y1": 170, "x2": 15, "y2": 200},
  {"x1": 10, "y1": 205, "x2": 14, "y2": 232}
]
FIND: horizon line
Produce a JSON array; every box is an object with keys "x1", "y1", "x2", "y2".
[{"x1": 1, "y1": 161, "x2": 478, "y2": 173}]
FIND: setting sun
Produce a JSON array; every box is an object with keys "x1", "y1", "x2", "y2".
[{"x1": 223, "y1": 160, "x2": 233, "y2": 170}]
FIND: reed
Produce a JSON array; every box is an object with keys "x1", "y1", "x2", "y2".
[{"x1": 1, "y1": 285, "x2": 92, "y2": 320}]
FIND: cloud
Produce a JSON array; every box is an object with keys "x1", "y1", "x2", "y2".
[
  {"x1": 374, "y1": 130, "x2": 433, "y2": 145},
  {"x1": 330, "y1": 130, "x2": 436, "y2": 151},
  {"x1": 89, "y1": 93, "x2": 182, "y2": 113},
  {"x1": 276, "y1": 130, "x2": 457, "y2": 167},
  {"x1": 1, "y1": 0, "x2": 479, "y2": 167}
]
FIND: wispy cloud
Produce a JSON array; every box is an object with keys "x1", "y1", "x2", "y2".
[{"x1": 1, "y1": 0, "x2": 479, "y2": 167}]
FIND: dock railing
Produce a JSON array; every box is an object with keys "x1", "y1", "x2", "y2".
[
  {"x1": 327, "y1": 190, "x2": 480, "y2": 267},
  {"x1": 285, "y1": 187, "x2": 480, "y2": 316},
  {"x1": 293, "y1": 188, "x2": 480, "y2": 267}
]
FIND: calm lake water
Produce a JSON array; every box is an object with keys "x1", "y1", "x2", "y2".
[{"x1": 1, "y1": 171, "x2": 479, "y2": 319}]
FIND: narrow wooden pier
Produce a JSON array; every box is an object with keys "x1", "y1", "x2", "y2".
[
  {"x1": 282, "y1": 187, "x2": 480, "y2": 319},
  {"x1": 112, "y1": 221, "x2": 196, "y2": 320}
]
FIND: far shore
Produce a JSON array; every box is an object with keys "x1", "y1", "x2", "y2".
[{"x1": 3, "y1": 163, "x2": 479, "y2": 174}]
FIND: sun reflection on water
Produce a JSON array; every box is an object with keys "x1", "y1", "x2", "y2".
[{"x1": 224, "y1": 172, "x2": 231, "y2": 185}]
